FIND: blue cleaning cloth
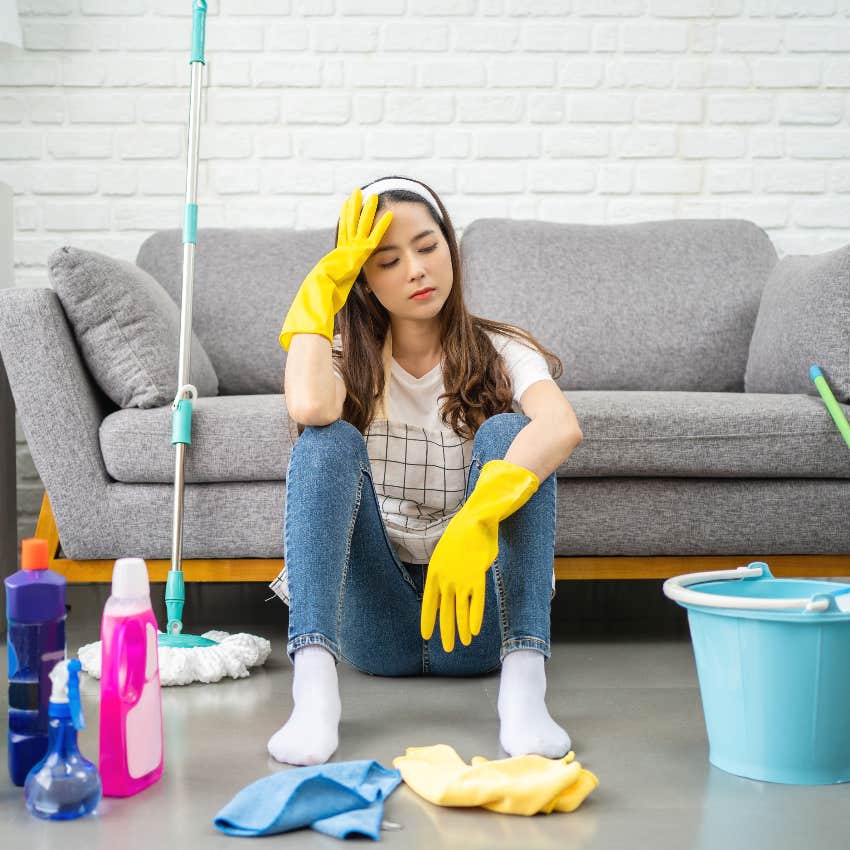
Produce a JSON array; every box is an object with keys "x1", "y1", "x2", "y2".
[{"x1": 213, "y1": 760, "x2": 402, "y2": 841}]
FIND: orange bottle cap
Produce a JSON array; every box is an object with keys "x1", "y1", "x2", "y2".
[{"x1": 21, "y1": 537, "x2": 49, "y2": 571}]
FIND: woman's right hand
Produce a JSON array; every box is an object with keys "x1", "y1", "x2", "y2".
[
  {"x1": 330, "y1": 188, "x2": 394, "y2": 297},
  {"x1": 279, "y1": 188, "x2": 393, "y2": 351}
]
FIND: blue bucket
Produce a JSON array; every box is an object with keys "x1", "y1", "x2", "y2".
[{"x1": 663, "y1": 562, "x2": 850, "y2": 785}]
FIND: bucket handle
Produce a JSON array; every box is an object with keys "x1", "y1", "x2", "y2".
[{"x1": 662, "y1": 563, "x2": 832, "y2": 613}]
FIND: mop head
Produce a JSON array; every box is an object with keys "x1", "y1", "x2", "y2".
[{"x1": 77, "y1": 630, "x2": 272, "y2": 687}]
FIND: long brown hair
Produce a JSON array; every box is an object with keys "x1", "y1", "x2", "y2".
[{"x1": 287, "y1": 176, "x2": 562, "y2": 445}]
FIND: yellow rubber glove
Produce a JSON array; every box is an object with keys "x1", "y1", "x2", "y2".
[
  {"x1": 392, "y1": 744, "x2": 599, "y2": 816},
  {"x1": 278, "y1": 187, "x2": 393, "y2": 351},
  {"x1": 421, "y1": 459, "x2": 539, "y2": 652}
]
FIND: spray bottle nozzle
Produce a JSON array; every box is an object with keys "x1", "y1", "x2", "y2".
[
  {"x1": 48, "y1": 658, "x2": 85, "y2": 730},
  {"x1": 68, "y1": 659, "x2": 85, "y2": 730}
]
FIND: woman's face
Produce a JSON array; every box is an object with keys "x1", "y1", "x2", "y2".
[{"x1": 361, "y1": 200, "x2": 453, "y2": 320}]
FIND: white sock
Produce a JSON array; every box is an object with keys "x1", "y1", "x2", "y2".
[
  {"x1": 267, "y1": 645, "x2": 341, "y2": 766},
  {"x1": 497, "y1": 648, "x2": 572, "y2": 759}
]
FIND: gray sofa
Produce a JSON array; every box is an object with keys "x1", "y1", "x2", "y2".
[{"x1": 2, "y1": 217, "x2": 849, "y2": 571}]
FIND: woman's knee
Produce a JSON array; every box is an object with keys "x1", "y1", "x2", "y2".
[
  {"x1": 472, "y1": 412, "x2": 530, "y2": 458},
  {"x1": 293, "y1": 418, "x2": 367, "y2": 468},
  {"x1": 300, "y1": 417, "x2": 363, "y2": 442}
]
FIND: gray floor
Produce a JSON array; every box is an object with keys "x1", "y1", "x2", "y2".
[{"x1": 2, "y1": 586, "x2": 850, "y2": 849}]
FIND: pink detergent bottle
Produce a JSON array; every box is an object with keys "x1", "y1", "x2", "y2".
[{"x1": 99, "y1": 557, "x2": 163, "y2": 797}]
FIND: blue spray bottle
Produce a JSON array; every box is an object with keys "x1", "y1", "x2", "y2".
[{"x1": 24, "y1": 658, "x2": 102, "y2": 820}]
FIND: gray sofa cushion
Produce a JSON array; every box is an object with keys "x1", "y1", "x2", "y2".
[
  {"x1": 461, "y1": 218, "x2": 779, "y2": 392},
  {"x1": 136, "y1": 227, "x2": 335, "y2": 395},
  {"x1": 100, "y1": 395, "x2": 289, "y2": 483},
  {"x1": 47, "y1": 245, "x2": 219, "y2": 408},
  {"x1": 98, "y1": 390, "x2": 850, "y2": 484},
  {"x1": 745, "y1": 244, "x2": 850, "y2": 403},
  {"x1": 134, "y1": 219, "x2": 779, "y2": 397}
]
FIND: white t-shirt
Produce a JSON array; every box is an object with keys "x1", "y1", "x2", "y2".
[{"x1": 332, "y1": 331, "x2": 555, "y2": 426}]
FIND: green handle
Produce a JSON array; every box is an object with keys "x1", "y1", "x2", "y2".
[
  {"x1": 191, "y1": 0, "x2": 207, "y2": 65},
  {"x1": 183, "y1": 203, "x2": 198, "y2": 246},
  {"x1": 810, "y1": 365, "x2": 850, "y2": 452},
  {"x1": 165, "y1": 569, "x2": 185, "y2": 636},
  {"x1": 172, "y1": 398, "x2": 193, "y2": 446}
]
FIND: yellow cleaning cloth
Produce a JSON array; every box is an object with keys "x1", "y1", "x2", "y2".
[{"x1": 392, "y1": 744, "x2": 599, "y2": 816}]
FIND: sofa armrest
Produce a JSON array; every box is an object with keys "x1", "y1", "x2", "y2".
[{"x1": 0, "y1": 287, "x2": 116, "y2": 542}]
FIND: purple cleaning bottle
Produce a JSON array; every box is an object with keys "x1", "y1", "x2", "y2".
[{"x1": 5, "y1": 537, "x2": 67, "y2": 786}]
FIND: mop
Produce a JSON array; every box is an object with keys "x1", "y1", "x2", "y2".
[{"x1": 78, "y1": 1, "x2": 270, "y2": 686}]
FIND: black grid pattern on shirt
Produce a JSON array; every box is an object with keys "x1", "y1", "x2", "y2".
[{"x1": 365, "y1": 421, "x2": 471, "y2": 519}]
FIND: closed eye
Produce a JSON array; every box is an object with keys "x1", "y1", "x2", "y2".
[{"x1": 378, "y1": 244, "x2": 438, "y2": 269}]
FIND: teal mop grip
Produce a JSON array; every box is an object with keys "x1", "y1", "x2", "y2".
[
  {"x1": 810, "y1": 365, "x2": 850, "y2": 452},
  {"x1": 183, "y1": 203, "x2": 198, "y2": 245},
  {"x1": 191, "y1": 1, "x2": 207, "y2": 64},
  {"x1": 172, "y1": 398, "x2": 193, "y2": 446},
  {"x1": 165, "y1": 570, "x2": 185, "y2": 636}
]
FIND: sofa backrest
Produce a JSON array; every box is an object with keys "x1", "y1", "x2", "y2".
[
  {"x1": 461, "y1": 217, "x2": 778, "y2": 392},
  {"x1": 137, "y1": 217, "x2": 778, "y2": 396},
  {"x1": 137, "y1": 227, "x2": 335, "y2": 395}
]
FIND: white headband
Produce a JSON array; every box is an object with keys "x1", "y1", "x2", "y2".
[{"x1": 359, "y1": 177, "x2": 444, "y2": 221}]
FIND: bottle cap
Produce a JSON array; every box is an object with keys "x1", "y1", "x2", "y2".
[
  {"x1": 21, "y1": 537, "x2": 49, "y2": 571},
  {"x1": 111, "y1": 557, "x2": 151, "y2": 599}
]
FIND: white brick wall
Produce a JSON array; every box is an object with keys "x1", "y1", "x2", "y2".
[
  {"x1": 2, "y1": 0, "x2": 849, "y2": 282},
  {"x1": 2, "y1": 0, "x2": 850, "y2": 539}
]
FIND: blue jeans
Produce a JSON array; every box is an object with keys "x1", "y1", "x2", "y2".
[{"x1": 283, "y1": 413, "x2": 557, "y2": 677}]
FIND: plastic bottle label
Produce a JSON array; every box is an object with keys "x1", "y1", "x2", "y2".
[
  {"x1": 8, "y1": 623, "x2": 65, "y2": 732},
  {"x1": 125, "y1": 623, "x2": 162, "y2": 779}
]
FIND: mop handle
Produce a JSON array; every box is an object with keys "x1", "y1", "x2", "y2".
[
  {"x1": 175, "y1": 0, "x2": 207, "y2": 399},
  {"x1": 810, "y1": 365, "x2": 850, "y2": 453},
  {"x1": 167, "y1": 0, "x2": 208, "y2": 635}
]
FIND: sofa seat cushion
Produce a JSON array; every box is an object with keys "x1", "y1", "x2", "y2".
[
  {"x1": 98, "y1": 391, "x2": 850, "y2": 484},
  {"x1": 99, "y1": 394, "x2": 289, "y2": 484},
  {"x1": 565, "y1": 390, "x2": 850, "y2": 478}
]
